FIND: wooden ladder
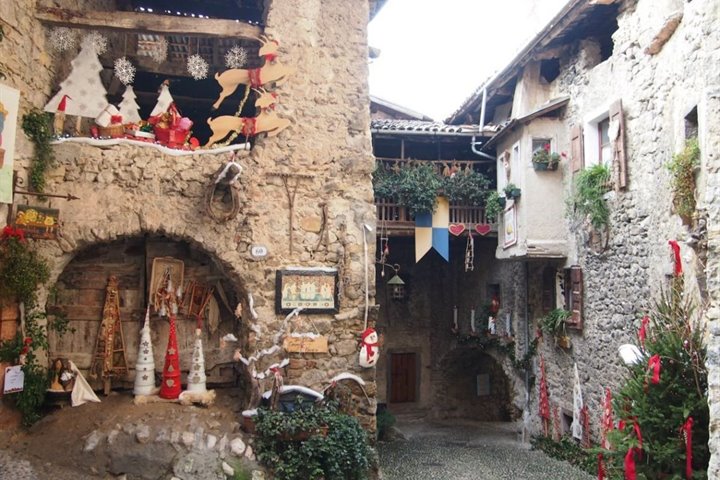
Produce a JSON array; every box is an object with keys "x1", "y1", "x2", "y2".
[{"x1": 90, "y1": 275, "x2": 128, "y2": 395}]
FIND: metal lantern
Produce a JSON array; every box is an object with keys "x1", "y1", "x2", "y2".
[{"x1": 387, "y1": 267, "x2": 405, "y2": 300}]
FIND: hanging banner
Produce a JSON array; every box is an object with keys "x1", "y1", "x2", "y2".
[
  {"x1": 0, "y1": 84, "x2": 20, "y2": 205},
  {"x1": 415, "y1": 196, "x2": 449, "y2": 262}
]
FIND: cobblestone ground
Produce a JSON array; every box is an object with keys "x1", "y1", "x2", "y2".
[
  {"x1": 378, "y1": 419, "x2": 594, "y2": 480},
  {"x1": 0, "y1": 448, "x2": 101, "y2": 480}
]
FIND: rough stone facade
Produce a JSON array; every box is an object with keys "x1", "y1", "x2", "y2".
[
  {"x1": 491, "y1": 0, "x2": 720, "y2": 459},
  {"x1": 1, "y1": 0, "x2": 377, "y2": 429}
]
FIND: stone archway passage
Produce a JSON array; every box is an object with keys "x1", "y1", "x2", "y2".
[
  {"x1": 47, "y1": 236, "x2": 244, "y2": 392},
  {"x1": 435, "y1": 347, "x2": 514, "y2": 421}
]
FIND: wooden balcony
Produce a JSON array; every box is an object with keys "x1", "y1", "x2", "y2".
[{"x1": 375, "y1": 198, "x2": 497, "y2": 236}]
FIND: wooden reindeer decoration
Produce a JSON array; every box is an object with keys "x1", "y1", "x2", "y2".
[
  {"x1": 212, "y1": 35, "x2": 295, "y2": 110},
  {"x1": 205, "y1": 88, "x2": 290, "y2": 147}
]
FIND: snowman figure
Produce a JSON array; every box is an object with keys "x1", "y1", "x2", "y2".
[{"x1": 358, "y1": 328, "x2": 379, "y2": 368}]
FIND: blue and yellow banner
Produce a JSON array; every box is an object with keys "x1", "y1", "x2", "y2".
[{"x1": 415, "y1": 196, "x2": 449, "y2": 262}]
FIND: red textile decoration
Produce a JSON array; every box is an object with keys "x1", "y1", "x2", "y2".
[
  {"x1": 597, "y1": 453, "x2": 606, "y2": 480},
  {"x1": 241, "y1": 117, "x2": 257, "y2": 137},
  {"x1": 668, "y1": 240, "x2": 683, "y2": 276},
  {"x1": 648, "y1": 354, "x2": 661, "y2": 384},
  {"x1": 489, "y1": 295, "x2": 500, "y2": 314},
  {"x1": 539, "y1": 356, "x2": 550, "y2": 435},
  {"x1": 633, "y1": 421, "x2": 643, "y2": 449},
  {"x1": 57, "y1": 94, "x2": 71, "y2": 112},
  {"x1": 581, "y1": 405, "x2": 592, "y2": 448},
  {"x1": 110, "y1": 115, "x2": 123, "y2": 124},
  {"x1": 638, "y1": 315, "x2": 650, "y2": 348},
  {"x1": 248, "y1": 68, "x2": 263, "y2": 88},
  {"x1": 601, "y1": 388, "x2": 614, "y2": 449},
  {"x1": 624, "y1": 447, "x2": 641, "y2": 480},
  {"x1": 159, "y1": 315, "x2": 182, "y2": 399},
  {"x1": 681, "y1": 417, "x2": 694, "y2": 479}
]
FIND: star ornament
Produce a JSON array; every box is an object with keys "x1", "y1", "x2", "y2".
[{"x1": 167, "y1": 347, "x2": 176, "y2": 355}]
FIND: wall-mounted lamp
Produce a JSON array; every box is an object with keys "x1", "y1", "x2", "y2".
[{"x1": 386, "y1": 264, "x2": 405, "y2": 301}]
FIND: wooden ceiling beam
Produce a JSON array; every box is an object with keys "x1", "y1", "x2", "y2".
[{"x1": 36, "y1": 6, "x2": 262, "y2": 40}]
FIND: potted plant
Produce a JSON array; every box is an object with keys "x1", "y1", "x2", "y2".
[
  {"x1": 503, "y1": 183, "x2": 522, "y2": 200},
  {"x1": 532, "y1": 143, "x2": 562, "y2": 171},
  {"x1": 540, "y1": 308, "x2": 572, "y2": 349},
  {"x1": 484, "y1": 190, "x2": 505, "y2": 222}
]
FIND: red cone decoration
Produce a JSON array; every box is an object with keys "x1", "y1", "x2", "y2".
[{"x1": 159, "y1": 314, "x2": 182, "y2": 399}]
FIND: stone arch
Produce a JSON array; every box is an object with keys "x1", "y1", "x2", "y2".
[
  {"x1": 44, "y1": 232, "x2": 253, "y2": 399},
  {"x1": 434, "y1": 346, "x2": 522, "y2": 421}
]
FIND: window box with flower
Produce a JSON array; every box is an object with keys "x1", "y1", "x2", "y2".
[{"x1": 532, "y1": 143, "x2": 563, "y2": 171}]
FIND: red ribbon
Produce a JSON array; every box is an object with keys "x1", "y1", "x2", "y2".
[
  {"x1": 597, "y1": 453, "x2": 606, "y2": 480},
  {"x1": 241, "y1": 117, "x2": 257, "y2": 137},
  {"x1": 681, "y1": 417, "x2": 693, "y2": 479},
  {"x1": 669, "y1": 240, "x2": 683, "y2": 276},
  {"x1": 110, "y1": 114, "x2": 123, "y2": 124},
  {"x1": 249, "y1": 68, "x2": 263, "y2": 88},
  {"x1": 624, "y1": 447, "x2": 641, "y2": 480},
  {"x1": 648, "y1": 355, "x2": 661, "y2": 384},
  {"x1": 601, "y1": 388, "x2": 614, "y2": 449},
  {"x1": 633, "y1": 421, "x2": 643, "y2": 449},
  {"x1": 638, "y1": 315, "x2": 650, "y2": 348}
]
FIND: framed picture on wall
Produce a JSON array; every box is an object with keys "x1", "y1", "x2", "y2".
[
  {"x1": 13, "y1": 205, "x2": 60, "y2": 239},
  {"x1": 275, "y1": 268, "x2": 339, "y2": 314},
  {"x1": 503, "y1": 205, "x2": 517, "y2": 248}
]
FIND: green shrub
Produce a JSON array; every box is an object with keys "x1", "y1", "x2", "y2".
[
  {"x1": 667, "y1": 137, "x2": 700, "y2": 222},
  {"x1": 532, "y1": 435, "x2": 597, "y2": 475},
  {"x1": 568, "y1": 164, "x2": 610, "y2": 229},
  {"x1": 255, "y1": 401, "x2": 370, "y2": 480}
]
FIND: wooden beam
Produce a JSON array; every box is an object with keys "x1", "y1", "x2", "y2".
[{"x1": 36, "y1": 6, "x2": 262, "y2": 40}]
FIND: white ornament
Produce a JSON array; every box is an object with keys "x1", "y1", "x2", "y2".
[
  {"x1": 225, "y1": 45, "x2": 248, "y2": 69},
  {"x1": 133, "y1": 307, "x2": 156, "y2": 396},
  {"x1": 186, "y1": 329, "x2": 207, "y2": 393},
  {"x1": 187, "y1": 54, "x2": 209, "y2": 80},
  {"x1": 150, "y1": 82, "x2": 174, "y2": 117},
  {"x1": 83, "y1": 31, "x2": 108, "y2": 55},
  {"x1": 118, "y1": 85, "x2": 142, "y2": 124},
  {"x1": 149, "y1": 37, "x2": 168, "y2": 64},
  {"x1": 358, "y1": 328, "x2": 379, "y2": 368},
  {"x1": 618, "y1": 344, "x2": 644, "y2": 365},
  {"x1": 49, "y1": 27, "x2": 77, "y2": 52},
  {"x1": 114, "y1": 57, "x2": 136, "y2": 85}
]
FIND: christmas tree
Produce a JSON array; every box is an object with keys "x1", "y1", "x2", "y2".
[
  {"x1": 150, "y1": 81, "x2": 174, "y2": 117},
  {"x1": 118, "y1": 85, "x2": 142, "y2": 124},
  {"x1": 44, "y1": 36, "x2": 108, "y2": 120},
  {"x1": 602, "y1": 279, "x2": 709, "y2": 479}
]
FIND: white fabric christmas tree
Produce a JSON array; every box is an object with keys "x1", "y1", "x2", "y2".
[
  {"x1": 150, "y1": 82, "x2": 174, "y2": 117},
  {"x1": 186, "y1": 328, "x2": 207, "y2": 393},
  {"x1": 118, "y1": 85, "x2": 142, "y2": 124},
  {"x1": 133, "y1": 307, "x2": 156, "y2": 396},
  {"x1": 44, "y1": 36, "x2": 109, "y2": 118}
]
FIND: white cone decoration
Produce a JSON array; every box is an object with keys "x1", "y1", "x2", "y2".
[
  {"x1": 186, "y1": 328, "x2": 207, "y2": 393},
  {"x1": 133, "y1": 307, "x2": 156, "y2": 395}
]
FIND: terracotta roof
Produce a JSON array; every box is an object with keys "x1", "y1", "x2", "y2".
[{"x1": 370, "y1": 119, "x2": 489, "y2": 136}]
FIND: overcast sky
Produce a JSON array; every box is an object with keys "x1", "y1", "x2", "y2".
[{"x1": 368, "y1": 0, "x2": 569, "y2": 121}]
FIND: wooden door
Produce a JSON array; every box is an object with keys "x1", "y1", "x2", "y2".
[{"x1": 390, "y1": 353, "x2": 416, "y2": 403}]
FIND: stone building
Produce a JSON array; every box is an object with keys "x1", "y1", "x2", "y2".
[
  {"x1": 0, "y1": 0, "x2": 379, "y2": 429},
  {"x1": 445, "y1": 0, "x2": 720, "y2": 471}
]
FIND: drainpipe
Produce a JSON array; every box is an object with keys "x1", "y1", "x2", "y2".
[{"x1": 470, "y1": 88, "x2": 496, "y2": 161}]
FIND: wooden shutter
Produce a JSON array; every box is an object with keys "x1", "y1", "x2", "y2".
[
  {"x1": 565, "y1": 266, "x2": 583, "y2": 330},
  {"x1": 609, "y1": 99, "x2": 627, "y2": 189},
  {"x1": 570, "y1": 124, "x2": 584, "y2": 173},
  {"x1": 541, "y1": 267, "x2": 556, "y2": 314}
]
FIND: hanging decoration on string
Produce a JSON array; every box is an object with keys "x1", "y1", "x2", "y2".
[
  {"x1": 464, "y1": 232, "x2": 474, "y2": 272},
  {"x1": 114, "y1": 57, "x2": 135, "y2": 85},
  {"x1": 187, "y1": 39, "x2": 209, "y2": 80},
  {"x1": 83, "y1": 31, "x2": 108, "y2": 55},
  {"x1": 225, "y1": 44, "x2": 248, "y2": 69},
  {"x1": 571, "y1": 363, "x2": 584, "y2": 441},
  {"x1": 149, "y1": 37, "x2": 168, "y2": 63},
  {"x1": 539, "y1": 355, "x2": 550, "y2": 436},
  {"x1": 681, "y1": 416, "x2": 694, "y2": 480},
  {"x1": 49, "y1": 27, "x2": 77, "y2": 52}
]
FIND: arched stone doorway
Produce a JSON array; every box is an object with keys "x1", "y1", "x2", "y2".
[
  {"x1": 435, "y1": 347, "x2": 516, "y2": 421},
  {"x1": 47, "y1": 235, "x2": 247, "y2": 393}
]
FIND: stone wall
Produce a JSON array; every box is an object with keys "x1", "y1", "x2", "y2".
[
  {"x1": 519, "y1": 0, "x2": 720, "y2": 447},
  {"x1": 0, "y1": 0, "x2": 378, "y2": 429}
]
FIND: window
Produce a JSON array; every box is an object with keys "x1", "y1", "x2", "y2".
[
  {"x1": 563, "y1": 266, "x2": 583, "y2": 330},
  {"x1": 598, "y1": 118, "x2": 612, "y2": 165},
  {"x1": 685, "y1": 106, "x2": 698, "y2": 140},
  {"x1": 532, "y1": 138, "x2": 552, "y2": 158},
  {"x1": 540, "y1": 59, "x2": 560, "y2": 84}
]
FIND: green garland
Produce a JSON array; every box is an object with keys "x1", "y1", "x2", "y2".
[
  {"x1": 373, "y1": 161, "x2": 492, "y2": 215},
  {"x1": 455, "y1": 333, "x2": 539, "y2": 372},
  {"x1": 21, "y1": 109, "x2": 55, "y2": 192}
]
